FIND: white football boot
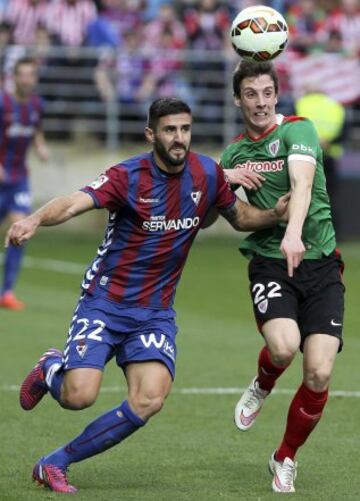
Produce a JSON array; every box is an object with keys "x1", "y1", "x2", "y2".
[
  {"x1": 234, "y1": 377, "x2": 269, "y2": 431},
  {"x1": 269, "y1": 451, "x2": 297, "y2": 493}
]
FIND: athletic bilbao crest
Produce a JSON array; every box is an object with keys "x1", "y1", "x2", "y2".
[
  {"x1": 191, "y1": 191, "x2": 202, "y2": 206},
  {"x1": 258, "y1": 299, "x2": 268, "y2": 314},
  {"x1": 268, "y1": 139, "x2": 280, "y2": 157}
]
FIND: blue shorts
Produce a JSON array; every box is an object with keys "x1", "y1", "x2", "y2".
[
  {"x1": 63, "y1": 293, "x2": 178, "y2": 379},
  {"x1": 0, "y1": 179, "x2": 32, "y2": 222}
]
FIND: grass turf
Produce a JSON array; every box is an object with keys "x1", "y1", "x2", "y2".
[{"x1": 0, "y1": 231, "x2": 359, "y2": 500}]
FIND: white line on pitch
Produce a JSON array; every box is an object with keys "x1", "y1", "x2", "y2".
[
  {"x1": 1, "y1": 384, "x2": 359, "y2": 398},
  {"x1": 0, "y1": 253, "x2": 85, "y2": 275}
]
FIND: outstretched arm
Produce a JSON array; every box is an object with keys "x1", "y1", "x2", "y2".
[
  {"x1": 219, "y1": 193, "x2": 289, "y2": 232},
  {"x1": 280, "y1": 159, "x2": 315, "y2": 277},
  {"x1": 5, "y1": 191, "x2": 95, "y2": 247}
]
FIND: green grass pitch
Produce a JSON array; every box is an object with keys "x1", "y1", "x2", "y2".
[{"x1": 0, "y1": 230, "x2": 359, "y2": 500}]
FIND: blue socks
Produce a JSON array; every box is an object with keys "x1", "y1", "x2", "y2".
[
  {"x1": 2, "y1": 243, "x2": 25, "y2": 293},
  {"x1": 43, "y1": 400, "x2": 145, "y2": 468},
  {"x1": 43, "y1": 356, "x2": 64, "y2": 402}
]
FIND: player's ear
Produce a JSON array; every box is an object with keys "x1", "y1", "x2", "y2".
[
  {"x1": 145, "y1": 127, "x2": 155, "y2": 143},
  {"x1": 233, "y1": 94, "x2": 242, "y2": 108}
]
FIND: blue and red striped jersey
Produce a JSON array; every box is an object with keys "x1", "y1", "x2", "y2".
[
  {"x1": 81, "y1": 151, "x2": 236, "y2": 309},
  {"x1": 0, "y1": 91, "x2": 43, "y2": 183}
]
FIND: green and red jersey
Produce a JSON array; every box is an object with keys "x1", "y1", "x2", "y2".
[{"x1": 220, "y1": 115, "x2": 336, "y2": 259}]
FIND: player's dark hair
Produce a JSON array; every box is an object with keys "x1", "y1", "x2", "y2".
[
  {"x1": 233, "y1": 61, "x2": 279, "y2": 98},
  {"x1": 147, "y1": 97, "x2": 192, "y2": 130},
  {"x1": 14, "y1": 57, "x2": 37, "y2": 74}
]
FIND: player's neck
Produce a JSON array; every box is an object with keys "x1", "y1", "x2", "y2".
[
  {"x1": 13, "y1": 90, "x2": 31, "y2": 103},
  {"x1": 245, "y1": 117, "x2": 278, "y2": 140}
]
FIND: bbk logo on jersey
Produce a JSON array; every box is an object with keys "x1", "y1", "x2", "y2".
[
  {"x1": 268, "y1": 139, "x2": 280, "y2": 157},
  {"x1": 291, "y1": 144, "x2": 314, "y2": 154}
]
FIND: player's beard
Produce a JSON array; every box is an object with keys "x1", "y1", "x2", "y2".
[{"x1": 154, "y1": 139, "x2": 190, "y2": 167}]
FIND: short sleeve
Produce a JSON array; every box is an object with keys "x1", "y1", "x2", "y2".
[
  {"x1": 81, "y1": 165, "x2": 129, "y2": 211},
  {"x1": 214, "y1": 164, "x2": 236, "y2": 210},
  {"x1": 284, "y1": 119, "x2": 320, "y2": 159},
  {"x1": 219, "y1": 146, "x2": 232, "y2": 170}
]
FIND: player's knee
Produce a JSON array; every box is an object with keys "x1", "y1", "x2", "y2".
[
  {"x1": 304, "y1": 368, "x2": 331, "y2": 391},
  {"x1": 269, "y1": 348, "x2": 295, "y2": 367},
  {"x1": 61, "y1": 386, "x2": 97, "y2": 410},
  {"x1": 129, "y1": 393, "x2": 165, "y2": 419}
]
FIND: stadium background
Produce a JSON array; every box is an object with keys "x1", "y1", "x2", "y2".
[{"x1": 1, "y1": 1, "x2": 360, "y2": 500}]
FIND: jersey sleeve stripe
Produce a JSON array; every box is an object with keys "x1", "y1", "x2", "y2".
[{"x1": 288, "y1": 154, "x2": 316, "y2": 166}]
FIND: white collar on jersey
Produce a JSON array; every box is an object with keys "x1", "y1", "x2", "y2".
[{"x1": 276, "y1": 114, "x2": 284, "y2": 125}]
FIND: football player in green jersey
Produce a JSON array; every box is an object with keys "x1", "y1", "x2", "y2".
[{"x1": 220, "y1": 61, "x2": 345, "y2": 493}]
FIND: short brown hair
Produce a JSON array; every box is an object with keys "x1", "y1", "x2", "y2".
[
  {"x1": 14, "y1": 57, "x2": 37, "y2": 74},
  {"x1": 147, "y1": 97, "x2": 192, "y2": 130},
  {"x1": 233, "y1": 61, "x2": 279, "y2": 98}
]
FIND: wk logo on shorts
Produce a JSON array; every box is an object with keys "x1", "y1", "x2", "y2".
[
  {"x1": 140, "y1": 333, "x2": 176, "y2": 361},
  {"x1": 140, "y1": 333, "x2": 166, "y2": 349},
  {"x1": 268, "y1": 139, "x2": 280, "y2": 157}
]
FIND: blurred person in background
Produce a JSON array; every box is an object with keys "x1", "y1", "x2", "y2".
[
  {"x1": 321, "y1": 0, "x2": 360, "y2": 56},
  {"x1": 286, "y1": 0, "x2": 326, "y2": 55},
  {"x1": 45, "y1": 0, "x2": 97, "y2": 47},
  {"x1": 99, "y1": 0, "x2": 144, "y2": 44},
  {"x1": 184, "y1": 0, "x2": 229, "y2": 51},
  {"x1": 143, "y1": 3, "x2": 186, "y2": 52},
  {"x1": 4, "y1": 0, "x2": 48, "y2": 46},
  {"x1": 0, "y1": 57, "x2": 49, "y2": 310},
  {"x1": 94, "y1": 29, "x2": 149, "y2": 121},
  {"x1": 183, "y1": 0, "x2": 230, "y2": 124},
  {"x1": 295, "y1": 87, "x2": 346, "y2": 237}
]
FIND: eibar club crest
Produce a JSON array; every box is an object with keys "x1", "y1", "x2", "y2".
[
  {"x1": 191, "y1": 191, "x2": 202, "y2": 206},
  {"x1": 268, "y1": 139, "x2": 280, "y2": 157}
]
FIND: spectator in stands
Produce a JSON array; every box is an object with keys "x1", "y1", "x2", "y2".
[
  {"x1": 46, "y1": 0, "x2": 97, "y2": 47},
  {"x1": 85, "y1": 10, "x2": 121, "y2": 48},
  {"x1": 0, "y1": 21, "x2": 12, "y2": 88},
  {"x1": 286, "y1": 0, "x2": 326, "y2": 55},
  {"x1": 184, "y1": 0, "x2": 230, "y2": 51},
  {"x1": 322, "y1": 0, "x2": 360, "y2": 56},
  {"x1": 0, "y1": 1, "x2": 9, "y2": 20},
  {"x1": 95, "y1": 29, "x2": 148, "y2": 109},
  {"x1": 99, "y1": 0, "x2": 144, "y2": 43},
  {"x1": 142, "y1": 0, "x2": 170, "y2": 22},
  {"x1": 4, "y1": 0, "x2": 48, "y2": 46},
  {"x1": 141, "y1": 27, "x2": 193, "y2": 106},
  {"x1": 183, "y1": 0, "x2": 230, "y2": 125},
  {"x1": 143, "y1": 3, "x2": 186, "y2": 52}
]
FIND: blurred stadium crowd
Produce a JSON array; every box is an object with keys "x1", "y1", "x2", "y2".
[{"x1": 0, "y1": 0, "x2": 359, "y2": 147}]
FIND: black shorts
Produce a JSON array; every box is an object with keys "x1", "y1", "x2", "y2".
[{"x1": 248, "y1": 251, "x2": 345, "y2": 352}]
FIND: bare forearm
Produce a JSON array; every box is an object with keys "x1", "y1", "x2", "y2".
[
  {"x1": 5, "y1": 191, "x2": 95, "y2": 247},
  {"x1": 286, "y1": 184, "x2": 311, "y2": 237},
  {"x1": 31, "y1": 195, "x2": 83, "y2": 227},
  {"x1": 220, "y1": 199, "x2": 278, "y2": 231}
]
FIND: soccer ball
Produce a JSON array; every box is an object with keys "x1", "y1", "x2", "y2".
[{"x1": 230, "y1": 5, "x2": 288, "y2": 62}]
